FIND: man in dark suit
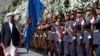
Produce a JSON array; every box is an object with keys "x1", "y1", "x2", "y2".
[{"x1": 1, "y1": 12, "x2": 22, "y2": 56}]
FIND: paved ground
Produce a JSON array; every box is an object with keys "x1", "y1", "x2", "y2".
[{"x1": 18, "y1": 48, "x2": 43, "y2": 56}]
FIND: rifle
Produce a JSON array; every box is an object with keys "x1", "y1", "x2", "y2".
[
  {"x1": 86, "y1": 16, "x2": 95, "y2": 56},
  {"x1": 72, "y1": 21, "x2": 77, "y2": 56},
  {"x1": 77, "y1": 19, "x2": 85, "y2": 48}
]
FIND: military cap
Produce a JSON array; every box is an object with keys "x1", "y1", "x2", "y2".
[
  {"x1": 96, "y1": 4, "x2": 100, "y2": 9},
  {"x1": 6, "y1": 12, "x2": 15, "y2": 17}
]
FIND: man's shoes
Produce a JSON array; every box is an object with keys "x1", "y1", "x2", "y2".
[{"x1": 27, "y1": 48, "x2": 29, "y2": 53}]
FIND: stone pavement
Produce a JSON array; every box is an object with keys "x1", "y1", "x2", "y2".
[{"x1": 18, "y1": 48, "x2": 43, "y2": 56}]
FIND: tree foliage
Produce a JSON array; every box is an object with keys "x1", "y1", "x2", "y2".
[
  {"x1": 64, "y1": 0, "x2": 69, "y2": 8},
  {"x1": 7, "y1": 0, "x2": 22, "y2": 12}
]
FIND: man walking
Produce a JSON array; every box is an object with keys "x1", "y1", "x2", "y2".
[{"x1": 1, "y1": 12, "x2": 22, "y2": 56}]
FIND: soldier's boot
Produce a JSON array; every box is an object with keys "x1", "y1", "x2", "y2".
[
  {"x1": 44, "y1": 49, "x2": 48, "y2": 55},
  {"x1": 40, "y1": 48, "x2": 42, "y2": 53},
  {"x1": 66, "y1": 54, "x2": 71, "y2": 56},
  {"x1": 37, "y1": 48, "x2": 40, "y2": 53},
  {"x1": 55, "y1": 53, "x2": 59, "y2": 56},
  {"x1": 50, "y1": 50, "x2": 54, "y2": 56},
  {"x1": 38, "y1": 48, "x2": 41, "y2": 53},
  {"x1": 35, "y1": 48, "x2": 38, "y2": 52},
  {"x1": 42, "y1": 49, "x2": 46, "y2": 54},
  {"x1": 60, "y1": 52, "x2": 64, "y2": 56}
]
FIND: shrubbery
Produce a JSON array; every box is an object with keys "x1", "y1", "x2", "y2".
[{"x1": 7, "y1": 0, "x2": 23, "y2": 12}]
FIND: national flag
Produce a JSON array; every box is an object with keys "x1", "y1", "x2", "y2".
[{"x1": 24, "y1": 0, "x2": 44, "y2": 49}]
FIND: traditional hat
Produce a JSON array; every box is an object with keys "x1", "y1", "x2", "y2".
[{"x1": 6, "y1": 12, "x2": 15, "y2": 16}]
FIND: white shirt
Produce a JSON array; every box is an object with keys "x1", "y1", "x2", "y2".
[{"x1": 9, "y1": 22, "x2": 13, "y2": 33}]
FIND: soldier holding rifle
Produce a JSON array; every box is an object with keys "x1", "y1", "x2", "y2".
[{"x1": 75, "y1": 8, "x2": 85, "y2": 56}]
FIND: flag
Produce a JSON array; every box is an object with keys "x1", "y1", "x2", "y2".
[{"x1": 24, "y1": 0, "x2": 44, "y2": 49}]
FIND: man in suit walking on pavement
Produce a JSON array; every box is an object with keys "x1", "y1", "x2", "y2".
[{"x1": 1, "y1": 12, "x2": 22, "y2": 56}]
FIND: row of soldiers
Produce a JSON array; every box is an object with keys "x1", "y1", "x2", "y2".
[{"x1": 30, "y1": 4, "x2": 100, "y2": 56}]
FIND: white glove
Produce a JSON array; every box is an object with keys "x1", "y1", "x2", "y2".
[
  {"x1": 63, "y1": 31, "x2": 67, "y2": 34},
  {"x1": 43, "y1": 33, "x2": 47, "y2": 37},
  {"x1": 40, "y1": 35, "x2": 42, "y2": 37},
  {"x1": 58, "y1": 39, "x2": 61, "y2": 43},
  {"x1": 80, "y1": 36, "x2": 82, "y2": 39},
  {"x1": 88, "y1": 34, "x2": 92, "y2": 39},
  {"x1": 81, "y1": 20, "x2": 85, "y2": 26},
  {"x1": 73, "y1": 36, "x2": 76, "y2": 40},
  {"x1": 73, "y1": 22, "x2": 77, "y2": 27},
  {"x1": 90, "y1": 17, "x2": 95, "y2": 24}
]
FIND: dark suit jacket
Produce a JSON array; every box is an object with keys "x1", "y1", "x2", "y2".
[{"x1": 1, "y1": 22, "x2": 20, "y2": 47}]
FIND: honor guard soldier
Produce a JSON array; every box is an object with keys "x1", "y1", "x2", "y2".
[
  {"x1": 68, "y1": 10, "x2": 77, "y2": 56},
  {"x1": 50, "y1": 15, "x2": 58, "y2": 56},
  {"x1": 38, "y1": 23, "x2": 43, "y2": 53},
  {"x1": 55, "y1": 15, "x2": 64, "y2": 56},
  {"x1": 85, "y1": 6, "x2": 95, "y2": 56},
  {"x1": 44, "y1": 20, "x2": 51, "y2": 55},
  {"x1": 41, "y1": 19, "x2": 47, "y2": 54},
  {"x1": 69, "y1": 10, "x2": 77, "y2": 56},
  {"x1": 37, "y1": 23, "x2": 41, "y2": 53},
  {"x1": 63, "y1": 12, "x2": 71, "y2": 56},
  {"x1": 33, "y1": 28, "x2": 39, "y2": 52},
  {"x1": 76, "y1": 8, "x2": 85, "y2": 56},
  {"x1": 93, "y1": 4, "x2": 100, "y2": 56}
]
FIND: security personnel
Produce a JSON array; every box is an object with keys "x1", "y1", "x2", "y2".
[
  {"x1": 55, "y1": 15, "x2": 64, "y2": 56},
  {"x1": 68, "y1": 10, "x2": 77, "y2": 56},
  {"x1": 85, "y1": 6, "x2": 95, "y2": 56},
  {"x1": 70, "y1": 10, "x2": 77, "y2": 56},
  {"x1": 93, "y1": 4, "x2": 100, "y2": 56},
  {"x1": 37, "y1": 24, "x2": 40, "y2": 52},
  {"x1": 44, "y1": 21, "x2": 51, "y2": 55},
  {"x1": 50, "y1": 15, "x2": 58, "y2": 56},
  {"x1": 76, "y1": 8, "x2": 85, "y2": 56},
  {"x1": 41, "y1": 19, "x2": 47, "y2": 54},
  {"x1": 38, "y1": 23, "x2": 43, "y2": 53},
  {"x1": 63, "y1": 12, "x2": 71, "y2": 56},
  {"x1": 30, "y1": 31, "x2": 36, "y2": 50},
  {"x1": 35, "y1": 25, "x2": 40, "y2": 52}
]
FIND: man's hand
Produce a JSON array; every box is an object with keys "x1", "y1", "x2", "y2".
[{"x1": 0, "y1": 43, "x2": 4, "y2": 48}]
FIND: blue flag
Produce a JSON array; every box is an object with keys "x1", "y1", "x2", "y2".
[{"x1": 24, "y1": 0, "x2": 44, "y2": 49}]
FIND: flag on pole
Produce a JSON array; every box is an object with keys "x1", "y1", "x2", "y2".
[{"x1": 24, "y1": 0, "x2": 44, "y2": 49}]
